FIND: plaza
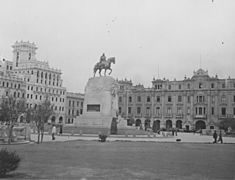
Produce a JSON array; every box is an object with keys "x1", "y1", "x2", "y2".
[
  {"x1": 3, "y1": 140, "x2": 235, "y2": 180},
  {"x1": 1, "y1": 1, "x2": 235, "y2": 179}
]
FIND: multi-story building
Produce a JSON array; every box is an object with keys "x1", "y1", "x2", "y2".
[
  {"x1": 117, "y1": 69, "x2": 235, "y2": 131},
  {"x1": 1, "y1": 41, "x2": 86, "y2": 124},
  {"x1": 0, "y1": 58, "x2": 26, "y2": 101},
  {"x1": 0, "y1": 41, "x2": 68, "y2": 123},
  {"x1": 65, "y1": 92, "x2": 84, "y2": 124}
]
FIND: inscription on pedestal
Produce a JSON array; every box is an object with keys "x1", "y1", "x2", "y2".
[{"x1": 87, "y1": 104, "x2": 100, "y2": 112}]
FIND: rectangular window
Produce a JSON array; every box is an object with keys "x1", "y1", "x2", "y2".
[
  {"x1": 233, "y1": 95, "x2": 235, "y2": 102},
  {"x1": 156, "y1": 107, "x2": 160, "y2": 115},
  {"x1": 147, "y1": 96, "x2": 151, "y2": 102},
  {"x1": 187, "y1": 96, "x2": 190, "y2": 103},
  {"x1": 177, "y1": 107, "x2": 182, "y2": 114},
  {"x1": 168, "y1": 96, "x2": 172, "y2": 102},
  {"x1": 157, "y1": 84, "x2": 162, "y2": 89},
  {"x1": 221, "y1": 107, "x2": 226, "y2": 116},
  {"x1": 199, "y1": 83, "x2": 203, "y2": 89},
  {"x1": 221, "y1": 96, "x2": 226, "y2": 103},
  {"x1": 187, "y1": 107, "x2": 190, "y2": 114},
  {"x1": 197, "y1": 96, "x2": 205, "y2": 103},
  {"x1": 167, "y1": 107, "x2": 172, "y2": 114},
  {"x1": 156, "y1": 96, "x2": 160, "y2": 103},
  {"x1": 137, "y1": 96, "x2": 141, "y2": 102},
  {"x1": 119, "y1": 96, "x2": 122, "y2": 103},
  {"x1": 212, "y1": 107, "x2": 214, "y2": 115},
  {"x1": 168, "y1": 85, "x2": 171, "y2": 90},
  {"x1": 233, "y1": 107, "x2": 235, "y2": 116},
  {"x1": 119, "y1": 107, "x2": 122, "y2": 114},
  {"x1": 179, "y1": 84, "x2": 181, "y2": 90},
  {"x1": 137, "y1": 107, "x2": 141, "y2": 114},
  {"x1": 146, "y1": 107, "x2": 150, "y2": 115},
  {"x1": 128, "y1": 96, "x2": 132, "y2": 103},
  {"x1": 212, "y1": 96, "x2": 215, "y2": 103},
  {"x1": 178, "y1": 95, "x2": 182, "y2": 102},
  {"x1": 199, "y1": 107, "x2": 203, "y2": 115},
  {"x1": 128, "y1": 107, "x2": 132, "y2": 114},
  {"x1": 211, "y1": 83, "x2": 214, "y2": 88}
]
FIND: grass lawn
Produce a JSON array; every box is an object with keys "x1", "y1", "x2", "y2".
[{"x1": 3, "y1": 141, "x2": 235, "y2": 180}]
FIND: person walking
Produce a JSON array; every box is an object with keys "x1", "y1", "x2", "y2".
[
  {"x1": 218, "y1": 130, "x2": 223, "y2": 143},
  {"x1": 172, "y1": 128, "x2": 175, "y2": 136},
  {"x1": 52, "y1": 125, "x2": 56, "y2": 140},
  {"x1": 213, "y1": 130, "x2": 217, "y2": 143},
  {"x1": 59, "y1": 125, "x2": 63, "y2": 136}
]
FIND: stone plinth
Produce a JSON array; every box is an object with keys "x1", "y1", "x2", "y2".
[{"x1": 75, "y1": 76, "x2": 118, "y2": 128}]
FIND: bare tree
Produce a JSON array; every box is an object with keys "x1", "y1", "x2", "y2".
[
  {"x1": 0, "y1": 95, "x2": 26, "y2": 144},
  {"x1": 26, "y1": 97, "x2": 54, "y2": 143}
]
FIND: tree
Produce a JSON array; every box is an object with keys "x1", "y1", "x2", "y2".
[
  {"x1": 28, "y1": 97, "x2": 54, "y2": 144},
  {"x1": 219, "y1": 119, "x2": 235, "y2": 132},
  {"x1": 0, "y1": 95, "x2": 26, "y2": 144}
]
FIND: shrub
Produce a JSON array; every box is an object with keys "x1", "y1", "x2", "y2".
[
  {"x1": 99, "y1": 134, "x2": 107, "y2": 142},
  {"x1": 0, "y1": 148, "x2": 21, "y2": 177}
]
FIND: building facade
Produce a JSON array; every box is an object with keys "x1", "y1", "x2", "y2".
[
  {"x1": 117, "y1": 69, "x2": 235, "y2": 131},
  {"x1": 10, "y1": 41, "x2": 67, "y2": 123},
  {"x1": 65, "y1": 92, "x2": 84, "y2": 124},
  {"x1": 0, "y1": 41, "x2": 86, "y2": 124},
  {"x1": 0, "y1": 59, "x2": 26, "y2": 102}
]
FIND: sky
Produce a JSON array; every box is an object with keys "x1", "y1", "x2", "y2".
[{"x1": 0, "y1": 0, "x2": 235, "y2": 93}]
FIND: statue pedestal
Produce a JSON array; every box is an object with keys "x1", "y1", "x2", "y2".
[{"x1": 75, "y1": 76, "x2": 118, "y2": 131}]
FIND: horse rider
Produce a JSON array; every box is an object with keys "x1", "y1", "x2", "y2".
[{"x1": 100, "y1": 53, "x2": 106, "y2": 64}]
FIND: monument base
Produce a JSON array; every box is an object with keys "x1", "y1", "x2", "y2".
[{"x1": 75, "y1": 115, "x2": 112, "y2": 128}]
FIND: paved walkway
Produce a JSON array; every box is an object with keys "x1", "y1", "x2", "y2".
[{"x1": 30, "y1": 132, "x2": 235, "y2": 144}]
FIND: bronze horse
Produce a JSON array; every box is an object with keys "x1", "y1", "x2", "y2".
[{"x1": 93, "y1": 57, "x2": 115, "y2": 77}]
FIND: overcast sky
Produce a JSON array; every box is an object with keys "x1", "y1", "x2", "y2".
[{"x1": 0, "y1": 0, "x2": 235, "y2": 92}]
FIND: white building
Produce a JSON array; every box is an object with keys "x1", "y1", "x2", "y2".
[{"x1": 10, "y1": 41, "x2": 67, "y2": 123}]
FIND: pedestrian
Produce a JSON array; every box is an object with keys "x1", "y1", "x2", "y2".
[
  {"x1": 172, "y1": 128, "x2": 175, "y2": 136},
  {"x1": 52, "y1": 125, "x2": 56, "y2": 140},
  {"x1": 218, "y1": 130, "x2": 223, "y2": 143},
  {"x1": 175, "y1": 128, "x2": 178, "y2": 136},
  {"x1": 200, "y1": 128, "x2": 203, "y2": 136},
  {"x1": 213, "y1": 130, "x2": 217, "y2": 143},
  {"x1": 59, "y1": 125, "x2": 63, "y2": 136}
]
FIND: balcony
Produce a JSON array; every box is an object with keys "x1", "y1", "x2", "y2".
[
  {"x1": 194, "y1": 114, "x2": 207, "y2": 119},
  {"x1": 175, "y1": 114, "x2": 184, "y2": 119},
  {"x1": 164, "y1": 114, "x2": 173, "y2": 118},
  {"x1": 219, "y1": 114, "x2": 235, "y2": 119},
  {"x1": 144, "y1": 114, "x2": 151, "y2": 118},
  {"x1": 153, "y1": 114, "x2": 162, "y2": 118},
  {"x1": 135, "y1": 114, "x2": 142, "y2": 118}
]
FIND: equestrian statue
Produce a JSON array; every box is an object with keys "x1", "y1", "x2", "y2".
[{"x1": 93, "y1": 53, "x2": 115, "y2": 77}]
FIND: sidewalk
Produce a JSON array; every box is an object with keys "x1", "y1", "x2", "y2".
[{"x1": 30, "y1": 132, "x2": 235, "y2": 144}]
